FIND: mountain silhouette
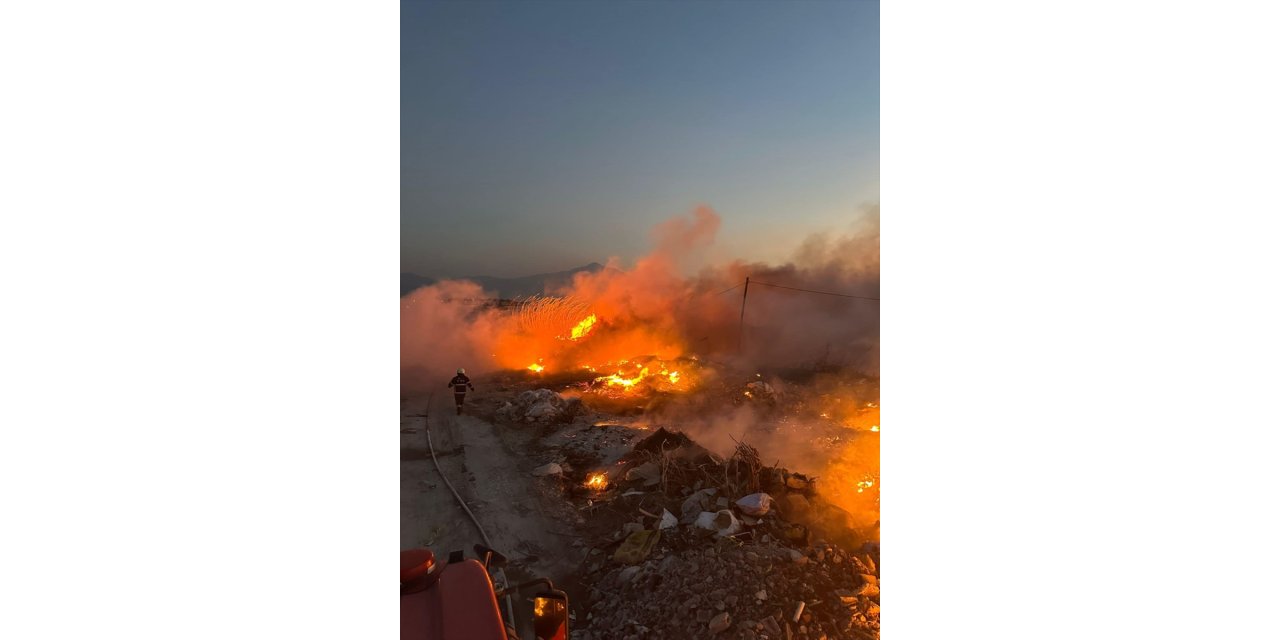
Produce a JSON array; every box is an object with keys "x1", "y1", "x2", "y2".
[{"x1": 400, "y1": 262, "x2": 606, "y2": 298}]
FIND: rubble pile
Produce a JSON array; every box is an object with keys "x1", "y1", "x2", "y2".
[
  {"x1": 579, "y1": 537, "x2": 879, "y2": 640},
  {"x1": 496, "y1": 388, "x2": 583, "y2": 424},
  {"x1": 568, "y1": 428, "x2": 879, "y2": 640}
]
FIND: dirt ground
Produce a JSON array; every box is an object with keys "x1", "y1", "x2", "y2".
[{"x1": 400, "y1": 390, "x2": 584, "y2": 594}]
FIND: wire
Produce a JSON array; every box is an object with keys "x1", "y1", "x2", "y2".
[
  {"x1": 750, "y1": 280, "x2": 879, "y2": 301},
  {"x1": 674, "y1": 282, "x2": 743, "y2": 307}
]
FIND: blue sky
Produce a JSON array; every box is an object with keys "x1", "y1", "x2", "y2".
[{"x1": 402, "y1": 0, "x2": 878, "y2": 277}]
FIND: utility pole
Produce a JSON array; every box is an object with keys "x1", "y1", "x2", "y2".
[{"x1": 738, "y1": 277, "x2": 750, "y2": 353}]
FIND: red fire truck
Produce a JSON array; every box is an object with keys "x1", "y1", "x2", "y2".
[{"x1": 401, "y1": 546, "x2": 569, "y2": 640}]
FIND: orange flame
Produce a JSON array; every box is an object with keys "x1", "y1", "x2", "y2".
[
  {"x1": 585, "y1": 472, "x2": 608, "y2": 490},
  {"x1": 568, "y1": 314, "x2": 598, "y2": 341},
  {"x1": 528, "y1": 363, "x2": 544, "y2": 372}
]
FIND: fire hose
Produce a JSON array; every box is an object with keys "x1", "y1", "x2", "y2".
[{"x1": 423, "y1": 392, "x2": 518, "y2": 632}]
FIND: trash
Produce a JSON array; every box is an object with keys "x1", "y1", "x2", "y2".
[
  {"x1": 791, "y1": 601, "x2": 805, "y2": 623},
  {"x1": 612, "y1": 529, "x2": 660, "y2": 564},
  {"x1": 658, "y1": 509, "x2": 678, "y2": 530},
  {"x1": 532, "y1": 463, "x2": 563, "y2": 476},
  {"x1": 693, "y1": 510, "x2": 741, "y2": 537},
  {"x1": 681, "y1": 487, "x2": 718, "y2": 523},
  {"x1": 735, "y1": 492, "x2": 774, "y2": 516},
  {"x1": 496, "y1": 389, "x2": 582, "y2": 424}
]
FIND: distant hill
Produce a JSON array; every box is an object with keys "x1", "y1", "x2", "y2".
[{"x1": 401, "y1": 262, "x2": 606, "y2": 298}]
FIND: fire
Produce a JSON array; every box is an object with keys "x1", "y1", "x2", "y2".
[
  {"x1": 597, "y1": 367, "x2": 649, "y2": 390},
  {"x1": 870, "y1": 425, "x2": 879, "y2": 432},
  {"x1": 568, "y1": 314, "x2": 598, "y2": 341},
  {"x1": 856, "y1": 479, "x2": 875, "y2": 493},
  {"x1": 585, "y1": 472, "x2": 608, "y2": 490},
  {"x1": 528, "y1": 363, "x2": 544, "y2": 372}
]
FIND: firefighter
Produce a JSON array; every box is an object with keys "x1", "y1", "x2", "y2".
[{"x1": 447, "y1": 368, "x2": 475, "y2": 415}]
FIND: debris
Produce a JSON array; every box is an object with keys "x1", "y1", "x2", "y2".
[
  {"x1": 681, "y1": 487, "x2": 718, "y2": 523},
  {"x1": 694, "y1": 510, "x2": 742, "y2": 537},
  {"x1": 625, "y1": 461, "x2": 662, "y2": 486},
  {"x1": 745, "y1": 381, "x2": 776, "y2": 401},
  {"x1": 761, "y1": 616, "x2": 782, "y2": 636},
  {"x1": 658, "y1": 509, "x2": 678, "y2": 530},
  {"x1": 532, "y1": 462, "x2": 563, "y2": 476},
  {"x1": 612, "y1": 529, "x2": 660, "y2": 564},
  {"x1": 778, "y1": 493, "x2": 811, "y2": 521},
  {"x1": 791, "y1": 601, "x2": 805, "y2": 623},
  {"x1": 735, "y1": 492, "x2": 774, "y2": 516},
  {"x1": 708, "y1": 611, "x2": 732, "y2": 634},
  {"x1": 496, "y1": 388, "x2": 581, "y2": 424}
]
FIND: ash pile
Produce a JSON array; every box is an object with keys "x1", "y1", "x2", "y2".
[
  {"x1": 572, "y1": 428, "x2": 880, "y2": 640},
  {"x1": 496, "y1": 388, "x2": 583, "y2": 424}
]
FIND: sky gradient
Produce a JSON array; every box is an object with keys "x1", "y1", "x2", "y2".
[{"x1": 402, "y1": 0, "x2": 878, "y2": 278}]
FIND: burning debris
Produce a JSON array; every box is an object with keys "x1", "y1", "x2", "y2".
[
  {"x1": 403, "y1": 207, "x2": 880, "y2": 638},
  {"x1": 538, "y1": 420, "x2": 880, "y2": 639}
]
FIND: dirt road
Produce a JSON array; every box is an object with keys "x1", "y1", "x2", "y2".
[{"x1": 400, "y1": 395, "x2": 581, "y2": 587}]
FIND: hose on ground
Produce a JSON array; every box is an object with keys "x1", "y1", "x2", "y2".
[{"x1": 423, "y1": 393, "x2": 518, "y2": 632}]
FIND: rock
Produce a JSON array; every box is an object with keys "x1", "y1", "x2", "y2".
[
  {"x1": 658, "y1": 509, "x2": 678, "y2": 530},
  {"x1": 616, "y1": 565, "x2": 641, "y2": 586},
  {"x1": 859, "y1": 574, "x2": 878, "y2": 587},
  {"x1": 755, "y1": 589, "x2": 768, "y2": 601},
  {"x1": 725, "y1": 595, "x2": 739, "y2": 607},
  {"x1": 761, "y1": 616, "x2": 782, "y2": 636},
  {"x1": 856, "y1": 583, "x2": 880, "y2": 598},
  {"x1": 708, "y1": 612, "x2": 731, "y2": 634},
  {"x1": 778, "y1": 494, "x2": 811, "y2": 521},
  {"x1": 863, "y1": 554, "x2": 877, "y2": 575},
  {"x1": 787, "y1": 549, "x2": 808, "y2": 564},
  {"x1": 621, "y1": 522, "x2": 645, "y2": 536},
  {"x1": 625, "y1": 461, "x2": 662, "y2": 486},
  {"x1": 532, "y1": 462, "x2": 563, "y2": 476},
  {"x1": 735, "y1": 492, "x2": 774, "y2": 516},
  {"x1": 681, "y1": 487, "x2": 718, "y2": 523}
]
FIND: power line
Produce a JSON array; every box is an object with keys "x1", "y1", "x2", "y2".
[{"x1": 750, "y1": 280, "x2": 879, "y2": 301}]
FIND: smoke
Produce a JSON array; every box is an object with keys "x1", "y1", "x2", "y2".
[
  {"x1": 399, "y1": 204, "x2": 881, "y2": 536},
  {"x1": 401, "y1": 204, "x2": 879, "y2": 388}
]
